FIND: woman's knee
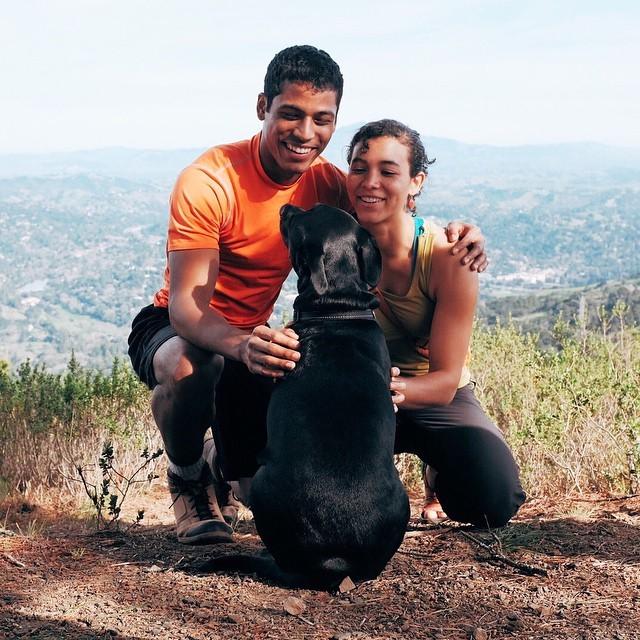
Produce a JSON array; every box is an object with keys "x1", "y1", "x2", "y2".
[
  {"x1": 442, "y1": 473, "x2": 526, "y2": 528},
  {"x1": 472, "y1": 487, "x2": 525, "y2": 527}
]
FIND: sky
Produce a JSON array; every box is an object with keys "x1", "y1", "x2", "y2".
[{"x1": 1, "y1": 0, "x2": 638, "y2": 153}]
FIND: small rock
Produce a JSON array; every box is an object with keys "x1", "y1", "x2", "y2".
[
  {"x1": 283, "y1": 596, "x2": 306, "y2": 616},
  {"x1": 505, "y1": 612, "x2": 523, "y2": 631},
  {"x1": 338, "y1": 576, "x2": 356, "y2": 593},
  {"x1": 473, "y1": 628, "x2": 488, "y2": 640},
  {"x1": 143, "y1": 564, "x2": 162, "y2": 573}
]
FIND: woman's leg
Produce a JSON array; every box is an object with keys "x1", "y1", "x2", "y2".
[{"x1": 395, "y1": 384, "x2": 526, "y2": 527}]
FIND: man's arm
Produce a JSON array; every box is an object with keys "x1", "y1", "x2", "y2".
[
  {"x1": 168, "y1": 248, "x2": 300, "y2": 377},
  {"x1": 444, "y1": 221, "x2": 488, "y2": 272}
]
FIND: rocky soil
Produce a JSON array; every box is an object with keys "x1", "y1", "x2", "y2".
[{"x1": 1, "y1": 486, "x2": 639, "y2": 640}]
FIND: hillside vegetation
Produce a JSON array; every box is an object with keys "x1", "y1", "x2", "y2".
[
  {"x1": 1, "y1": 133, "x2": 639, "y2": 373},
  {"x1": 477, "y1": 278, "x2": 640, "y2": 346},
  {"x1": 1, "y1": 314, "x2": 637, "y2": 504}
]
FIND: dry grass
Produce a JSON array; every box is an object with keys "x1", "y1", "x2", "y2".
[
  {"x1": 1, "y1": 314, "x2": 639, "y2": 506},
  {"x1": 472, "y1": 314, "x2": 640, "y2": 498}
]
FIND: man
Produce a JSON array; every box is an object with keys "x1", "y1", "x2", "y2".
[{"x1": 128, "y1": 45, "x2": 487, "y2": 544}]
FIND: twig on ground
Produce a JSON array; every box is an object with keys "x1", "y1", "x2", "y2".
[
  {"x1": 459, "y1": 530, "x2": 549, "y2": 577},
  {"x1": 396, "y1": 549, "x2": 435, "y2": 560},
  {"x1": 2, "y1": 552, "x2": 26, "y2": 568},
  {"x1": 568, "y1": 494, "x2": 639, "y2": 503}
]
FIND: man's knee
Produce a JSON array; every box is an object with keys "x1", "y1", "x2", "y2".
[{"x1": 154, "y1": 337, "x2": 224, "y2": 390}]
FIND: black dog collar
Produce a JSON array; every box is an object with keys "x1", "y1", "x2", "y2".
[{"x1": 293, "y1": 309, "x2": 376, "y2": 322}]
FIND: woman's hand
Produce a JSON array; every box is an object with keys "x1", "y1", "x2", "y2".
[
  {"x1": 239, "y1": 325, "x2": 300, "y2": 378},
  {"x1": 444, "y1": 221, "x2": 488, "y2": 272},
  {"x1": 390, "y1": 367, "x2": 406, "y2": 412}
]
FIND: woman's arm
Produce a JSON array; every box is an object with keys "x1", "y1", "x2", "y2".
[{"x1": 399, "y1": 238, "x2": 479, "y2": 409}]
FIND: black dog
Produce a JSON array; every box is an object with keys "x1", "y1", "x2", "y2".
[{"x1": 211, "y1": 204, "x2": 409, "y2": 587}]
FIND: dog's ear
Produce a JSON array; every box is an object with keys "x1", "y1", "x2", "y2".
[
  {"x1": 357, "y1": 228, "x2": 382, "y2": 287},
  {"x1": 308, "y1": 248, "x2": 328, "y2": 296}
]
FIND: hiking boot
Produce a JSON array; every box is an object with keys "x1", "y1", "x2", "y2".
[
  {"x1": 216, "y1": 481, "x2": 243, "y2": 527},
  {"x1": 203, "y1": 437, "x2": 242, "y2": 526},
  {"x1": 167, "y1": 466, "x2": 233, "y2": 544}
]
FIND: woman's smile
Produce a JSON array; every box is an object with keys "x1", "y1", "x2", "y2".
[{"x1": 347, "y1": 135, "x2": 424, "y2": 225}]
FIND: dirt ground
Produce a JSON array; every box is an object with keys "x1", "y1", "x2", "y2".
[{"x1": 1, "y1": 485, "x2": 639, "y2": 640}]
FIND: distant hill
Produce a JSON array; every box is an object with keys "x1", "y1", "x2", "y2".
[
  {"x1": 322, "y1": 125, "x2": 640, "y2": 184},
  {"x1": 0, "y1": 133, "x2": 638, "y2": 371},
  {"x1": 2, "y1": 127, "x2": 639, "y2": 184},
  {"x1": 0, "y1": 148, "x2": 203, "y2": 183},
  {"x1": 478, "y1": 278, "x2": 640, "y2": 344}
]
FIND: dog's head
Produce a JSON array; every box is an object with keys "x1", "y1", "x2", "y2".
[{"x1": 280, "y1": 204, "x2": 381, "y2": 309}]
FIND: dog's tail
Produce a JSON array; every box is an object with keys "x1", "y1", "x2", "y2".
[
  {"x1": 199, "y1": 551, "x2": 308, "y2": 588},
  {"x1": 199, "y1": 552, "x2": 353, "y2": 589}
]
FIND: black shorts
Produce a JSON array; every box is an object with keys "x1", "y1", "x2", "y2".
[
  {"x1": 128, "y1": 304, "x2": 177, "y2": 389},
  {"x1": 127, "y1": 304, "x2": 274, "y2": 479}
]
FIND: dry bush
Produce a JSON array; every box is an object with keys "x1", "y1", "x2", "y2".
[
  {"x1": 0, "y1": 355, "x2": 161, "y2": 506},
  {"x1": 2, "y1": 306, "x2": 638, "y2": 506},
  {"x1": 472, "y1": 309, "x2": 640, "y2": 497}
]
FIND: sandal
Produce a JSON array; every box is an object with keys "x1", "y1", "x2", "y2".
[{"x1": 420, "y1": 465, "x2": 448, "y2": 524}]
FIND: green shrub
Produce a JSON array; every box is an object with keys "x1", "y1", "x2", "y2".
[
  {"x1": 472, "y1": 309, "x2": 640, "y2": 496},
  {"x1": 0, "y1": 308, "x2": 638, "y2": 502},
  {"x1": 0, "y1": 355, "x2": 160, "y2": 500}
]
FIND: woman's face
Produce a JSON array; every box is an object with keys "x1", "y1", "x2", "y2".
[{"x1": 347, "y1": 135, "x2": 425, "y2": 226}]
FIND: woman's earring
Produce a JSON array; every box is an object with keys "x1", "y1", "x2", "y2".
[{"x1": 407, "y1": 193, "x2": 417, "y2": 216}]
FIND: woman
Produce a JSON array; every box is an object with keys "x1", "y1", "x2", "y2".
[{"x1": 346, "y1": 120, "x2": 525, "y2": 527}]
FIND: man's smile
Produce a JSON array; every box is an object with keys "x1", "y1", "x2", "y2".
[{"x1": 283, "y1": 141, "x2": 315, "y2": 156}]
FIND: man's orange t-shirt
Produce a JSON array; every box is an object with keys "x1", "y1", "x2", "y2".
[{"x1": 153, "y1": 133, "x2": 351, "y2": 330}]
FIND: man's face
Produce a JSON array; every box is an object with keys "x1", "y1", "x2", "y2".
[{"x1": 257, "y1": 81, "x2": 338, "y2": 186}]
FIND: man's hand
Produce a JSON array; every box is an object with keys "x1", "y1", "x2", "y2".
[
  {"x1": 390, "y1": 367, "x2": 406, "y2": 413},
  {"x1": 240, "y1": 325, "x2": 300, "y2": 378},
  {"x1": 445, "y1": 221, "x2": 488, "y2": 272}
]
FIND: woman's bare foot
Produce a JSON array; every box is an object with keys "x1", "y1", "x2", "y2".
[{"x1": 420, "y1": 465, "x2": 448, "y2": 524}]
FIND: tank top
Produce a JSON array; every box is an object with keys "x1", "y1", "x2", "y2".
[{"x1": 374, "y1": 218, "x2": 472, "y2": 386}]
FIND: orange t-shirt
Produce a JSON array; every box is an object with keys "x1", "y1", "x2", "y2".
[{"x1": 153, "y1": 133, "x2": 351, "y2": 329}]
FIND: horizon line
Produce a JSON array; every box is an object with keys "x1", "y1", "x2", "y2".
[{"x1": 2, "y1": 131, "x2": 640, "y2": 157}]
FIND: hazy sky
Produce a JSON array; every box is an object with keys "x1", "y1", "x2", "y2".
[{"x1": 1, "y1": 1, "x2": 638, "y2": 153}]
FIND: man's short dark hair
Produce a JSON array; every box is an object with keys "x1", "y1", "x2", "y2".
[{"x1": 263, "y1": 45, "x2": 344, "y2": 110}]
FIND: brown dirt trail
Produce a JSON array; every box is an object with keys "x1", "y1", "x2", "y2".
[{"x1": 1, "y1": 487, "x2": 639, "y2": 640}]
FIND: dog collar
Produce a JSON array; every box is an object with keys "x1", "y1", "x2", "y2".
[{"x1": 293, "y1": 309, "x2": 376, "y2": 322}]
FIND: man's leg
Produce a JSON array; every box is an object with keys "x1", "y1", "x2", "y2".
[
  {"x1": 151, "y1": 336, "x2": 233, "y2": 543},
  {"x1": 202, "y1": 436, "x2": 245, "y2": 525},
  {"x1": 208, "y1": 359, "x2": 275, "y2": 506},
  {"x1": 395, "y1": 384, "x2": 526, "y2": 528}
]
